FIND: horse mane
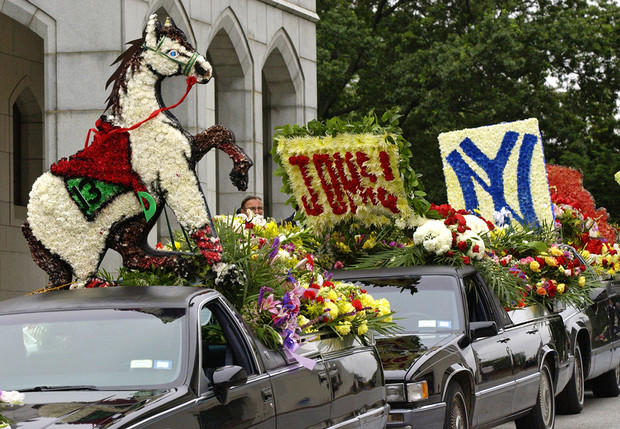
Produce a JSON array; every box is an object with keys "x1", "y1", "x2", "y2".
[
  {"x1": 104, "y1": 20, "x2": 196, "y2": 116},
  {"x1": 105, "y1": 37, "x2": 145, "y2": 115}
]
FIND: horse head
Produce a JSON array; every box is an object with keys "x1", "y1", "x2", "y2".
[{"x1": 143, "y1": 14, "x2": 212, "y2": 84}]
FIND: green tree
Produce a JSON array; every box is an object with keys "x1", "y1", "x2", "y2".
[{"x1": 316, "y1": 0, "x2": 620, "y2": 220}]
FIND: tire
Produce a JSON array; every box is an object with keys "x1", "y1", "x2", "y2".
[
  {"x1": 591, "y1": 362, "x2": 620, "y2": 397},
  {"x1": 444, "y1": 383, "x2": 468, "y2": 429},
  {"x1": 515, "y1": 361, "x2": 555, "y2": 429},
  {"x1": 556, "y1": 344, "x2": 585, "y2": 414}
]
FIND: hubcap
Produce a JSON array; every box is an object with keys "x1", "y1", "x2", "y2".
[
  {"x1": 576, "y1": 349, "x2": 584, "y2": 403},
  {"x1": 452, "y1": 392, "x2": 467, "y2": 429},
  {"x1": 540, "y1": 370, "x2": 553, "y2": 426}
]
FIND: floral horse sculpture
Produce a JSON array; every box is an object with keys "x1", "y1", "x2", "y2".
[{"x1": 22, "y1": 15, "x2": 252, "y2": 289}]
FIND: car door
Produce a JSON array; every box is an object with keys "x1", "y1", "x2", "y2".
[
  {"x1": 267, "y1": 341, "x2": 332, "y2": 429},
  {"x1": 323, "y1": 344, "x2": 387, "y2": 427},
  {"x1": 464, "y1": 275, "x2": 515, "y2": 427},
  {"x1": 505, "y1": 305, "x2": 553, "y2": 414},
  {"x1": 194, "y1": 299, "x2": 276, "y2": 429}
]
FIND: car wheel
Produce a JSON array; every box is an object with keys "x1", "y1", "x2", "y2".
[
  {"x1": 444, "y1": 383, "x2": 468, "y2": 429},
  {"x1": 591, "y1": 361, "x2": 620, "y2": 397},
  {"x1": 515, "y1": 361, "x2": 555, "y2": 429},
  {"x1": 556, "y1": 344, "x2": 585, "y2": 414}
]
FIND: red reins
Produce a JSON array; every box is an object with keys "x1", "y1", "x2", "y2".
[{"x1": 84, "y1": 75, "x2": 198, "y2": 148}]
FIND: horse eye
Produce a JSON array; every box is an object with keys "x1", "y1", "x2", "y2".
[{"x1": 168, "y1": 50, "x2": 178, "y2": 57}]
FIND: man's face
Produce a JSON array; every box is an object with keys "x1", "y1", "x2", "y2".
[{"x1": 243, "y1": 198, "x2": 263, "y2": 216}]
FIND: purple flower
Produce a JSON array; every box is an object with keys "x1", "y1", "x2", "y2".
[
  {"x1": 257, "y1": 286, "x2": 273, "y2": 307},
  {"x1": 286, "y1": 269, "x2": 297, "y2": 284},
  {"x1": 282, "y1": 329, "x2": 298, "y2": 351},
  {"x1": 268, "y1": 237, "x2": 281, "y2": 260}
]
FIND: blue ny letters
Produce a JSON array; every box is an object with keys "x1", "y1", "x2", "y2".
[{"x1": 445, "y1": 131, "x2": 540, "y2": 225}]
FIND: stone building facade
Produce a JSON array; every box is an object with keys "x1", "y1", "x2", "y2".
[{"x1": 0, "y1": 0, "x2": 317, "y2": 299}]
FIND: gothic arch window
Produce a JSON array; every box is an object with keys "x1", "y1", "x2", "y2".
[
  {"x1": 12, "y1": 88, "x2": 43, "y2": 207},
  {"x1": 262, "y1": 31, "x2": 304, "y2": 220},
  {"x1": 208, "y1": 9, "x2": 253, "y2": 216}
]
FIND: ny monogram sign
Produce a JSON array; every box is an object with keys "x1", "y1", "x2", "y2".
[{"x1": 438, "y1": 118, "x2": 554, "y2": 226}]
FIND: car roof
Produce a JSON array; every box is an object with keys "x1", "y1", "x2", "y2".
[
  {"x1": 330, "y1": 265, "x2": 478, "y2": 282},
  {"x1": 0, "y1": 286, "x2": 216, "y2": 315}
]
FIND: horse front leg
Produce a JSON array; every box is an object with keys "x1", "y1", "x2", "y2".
[{"x1": 192, "y1": 125, "x2": 254, "y2": 191}]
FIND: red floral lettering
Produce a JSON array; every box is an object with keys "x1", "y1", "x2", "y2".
[
  {"x1": 379, "y1": 151, "x2": 395, "y2": 181},
  {"x1": 313, "y1": 154, "x2": 348, "y2": 215},
  {"x1": 289, "y1": 155, "x2": 324, "y2": 216}
]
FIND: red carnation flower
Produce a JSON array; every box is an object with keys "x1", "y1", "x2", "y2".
[
  {"x1": 463, "y1": 256, "x2": 471, "y2": 264},
  {"x1": 304, "y1": 290, "x2": 316, "y2": 300},
  {"x1": 352, "y1": 299, "x2": 363, "y2": 311},
  {"x1": 458, "y1": 241, "x2": 468, "y2": 251}
]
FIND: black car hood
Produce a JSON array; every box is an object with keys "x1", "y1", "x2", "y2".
[
  {"x1": 376, "y1": 333, "x2": 459, "y2": 371},
  {"x1": 1, "y1": 389, "x2": 172, "y2": 428}
]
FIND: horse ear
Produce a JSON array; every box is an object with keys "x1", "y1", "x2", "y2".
[{"x1": 144, "y1": 13, "x2": 159, "y2": 48}]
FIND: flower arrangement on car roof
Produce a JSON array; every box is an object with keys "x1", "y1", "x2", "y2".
[
  {"x1": 0, "y1": 390, "x2": 24, "y2": 428},
  {"x1": 104, "y1": 110, "x2": 617, "y2": 348}
]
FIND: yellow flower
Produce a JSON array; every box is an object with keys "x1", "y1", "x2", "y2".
[
  {"x1": 578, "y1": 276, "x2": 586, "y2": 287},
  {"x1": 362, "y1": 237, "x2": 377, "y2": 249},
  {"x1": 556, "y1": 283, "x2": 565, "y2": 294},
  {"x1": 359, "y1": 293, "x2": 375, "y2": 308},
  {"x1": 334, "y1": 321, "x2": 352, "y2": 336},
  {"x1": 297, "y1": 315, "x2": 310, "y2": 328},
  {"x1": 358, "y1": 322, "x2": 369, "y2": 336},
  {"x1": 529, "y1": 261, "x2": 541, "y2": 273},
  {"x1": 581, "y1": 250, "x2": 591, "y2": 259},
  {"x1": 338, "y1": 301, "x2": 357, "y2": 321},
  {"x1": 544, "y1": 257, "x2": 558, "y2": 267},
  {"x1": 326, "y1": 289, "x2": 339, "y2": 302},
  {"x1": 335, "y1": 242, "x2": 352, "y2": 254},
  {"x1": 264, "y1": 221, "x2": 279, "y2": 238},
  {"x1": 550, "y1": 246, "x2": 564, "y2": 257},
  {"x1": 323, "y1": 302, "x2": 339, "y2": 320}
]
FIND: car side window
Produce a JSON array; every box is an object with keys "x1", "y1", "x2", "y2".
[
  {"x1": 465, "y1": 276, "x2": 491, "y2": 322},
  {"x1": 200, "y1": 302, "x2": 256, "y2": 379},
  {"x1": 464, "y1": 275, "x2": 512, "y2": 327}
]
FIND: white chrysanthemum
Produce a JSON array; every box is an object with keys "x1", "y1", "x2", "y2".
[
  {"x1": 458, "y1": 230, "x2": 486, "y2": 259},
  {"x1": 463, "y1": 215, "x2": 490, "y2": 236},
  {"x1": 413, "y1": 220, "x2": 453, "y2": 255},
  {"x1": 0, "y1": 390, "x2": 25, "y2": 405}
]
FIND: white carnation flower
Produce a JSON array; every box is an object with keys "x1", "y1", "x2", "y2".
[
  {"x1": 458, "y1": 230, "x2": 486, "y2": 259},
  {"x1": 413, "y1": 220, "x2": 453, "y2": 255},
  {"x1": 0, "y1": 390, "x2": 25, "y2": 405},
  {"x1": 463, "y1": 215, "x2": 490, "y2": 236}
]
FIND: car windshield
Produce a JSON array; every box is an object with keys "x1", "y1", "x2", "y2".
[
  {"x1": 355, "y1": 275, "x2": 465, "y2": 334},
  {"x1": 0, "y1": 308, "x2": 186, "y2": 391}
]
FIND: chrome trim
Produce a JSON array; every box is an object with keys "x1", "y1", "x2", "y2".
[
  {"x1": 125, "y1": 397, "x2": 201, "y2": 429},
  {"x1": 415, "y1": 402, "x2": 446, "y2": 412},
  {"x1": 474, "y1": 379, "x2": 516, "y2": 398},
  {"x1": 328, "y1": 405, "x2": 390, "y2": 429},
  {"x1": 515, "y1": 372, "x2": 541, "y2": 386},
  {"x1": 441, "y1": 368, "x2": 472, "y2": 402}
]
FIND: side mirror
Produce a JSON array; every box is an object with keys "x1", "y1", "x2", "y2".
[
  {"x1": 469, "y1": 321, "x2": 498, "y2": 340},
  {"x1": 211, "y1": 365, "x2": 248, "y2": 404}
]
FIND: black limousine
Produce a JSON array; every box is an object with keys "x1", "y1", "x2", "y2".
[
  {"x1": 333, "y1": 265, "x2": 572, "y2": 429},
  {"x1": 0, "y1": 286, "x2": 388, "y2": 428}
]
